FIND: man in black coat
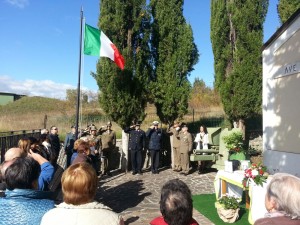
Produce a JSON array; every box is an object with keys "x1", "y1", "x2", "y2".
[
  {"x1": 124, "y1": 122, "x2": 146, "y2": 175},
  {"x1": 146, "y1": 121, "x2": 162, "y2": 174},
  {"x1": 49, "y1": 125, "x2": 60, "y2": 163}
]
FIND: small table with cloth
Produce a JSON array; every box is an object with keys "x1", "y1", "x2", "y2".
[{"x1": 214, "y1": 170, "x2": 272, "y2": 224}]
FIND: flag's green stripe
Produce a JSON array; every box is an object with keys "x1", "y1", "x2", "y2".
[{"x1": 84, "y1": 24, "x2": 101, "y2": 56}]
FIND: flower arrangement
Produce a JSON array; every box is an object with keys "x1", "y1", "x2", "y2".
[
  {"x1": 217, "y1": 194, "x2": 240, "y2": 210},
  {"x1": 242, "y1": 163, "x2": 268, "y2": 187},
  {"x1": 216, "y1": 194, "x2": 241, "y2": 223},
  {"x1": 222, "y1": 131, "x2": 245, "y2": 153}
]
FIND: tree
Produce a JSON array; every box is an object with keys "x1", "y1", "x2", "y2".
[
  {"x1": 66, "y1": 89, "x2": 88, "y2": 106},
  {"x1": 93, "y1": 0, "x2": 151, "y2": 128},
  {"x1": 210, "y1": 0, "x2": 268, "y2": 129},
  {"x1": 277, "y1": 0, "x2": 300, "y2": 24},
  {"x1": 189, "y1": 78, "x2": 221, "y2": 109},
  {"x1": 150, "y1": 0, "x2": 199, "y2": 125}
]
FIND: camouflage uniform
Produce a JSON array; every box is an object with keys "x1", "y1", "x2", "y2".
[{"x1": 84, "y1": 127, "x2": 101, "y2": 174}]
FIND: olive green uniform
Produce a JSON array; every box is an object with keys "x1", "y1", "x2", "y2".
[
  {"x1": 99, "y1": 129, "x2": 116, "y2": 175},
  {"x1": 168, "y1": 127, "x2": 181, "y2": 171},
  {"x1": 176, "y1": 131, "x2": 193, "y2": 174}
]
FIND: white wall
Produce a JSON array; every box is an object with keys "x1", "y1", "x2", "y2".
[{"x1": 263, "y1": 14, "x2": 300, "y2": 176}]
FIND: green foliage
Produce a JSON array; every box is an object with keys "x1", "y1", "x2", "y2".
[
  {"x1": 66, "y1": 89, "x2": 88, "y2": 105},
  {"x1": 223, "y1": 131, "x2": 245, "y2": 153},
  {"x1": 189, "y1": 78, "x2": 221, "y2": 109},
  {"x1": 94, "y1": 0, "x2": 151, "y2": 128},
  {"x1": 210, "y1": 0, "x2": 268, "y2": 124},
  {"x1": 277, "y1": 0, "x2": 300, "y2": 24},
  {"x1": 218, "y1": 195, "x2": 240, "y2": 210},
  {"x1": 150, "y1": 0, "x2": 199, "y2": 125}
]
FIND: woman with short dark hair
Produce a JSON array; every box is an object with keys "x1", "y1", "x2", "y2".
[{"x1": 150, "y1": 179, "x2": 199, "y2": 225}]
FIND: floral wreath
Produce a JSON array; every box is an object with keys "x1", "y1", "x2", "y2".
[{"x1": 242, "y1": 163, "x2": 268, "y2": 187}]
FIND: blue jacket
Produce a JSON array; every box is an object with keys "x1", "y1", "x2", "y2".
[
  {"x1": 0, "y1": 189, "x2": 54, "y2": 225},
  {"x1": 39, "y1": 162, "x2": 54, "y2": 191},
  {"x1": 146, "y1": 128, "x2": 162, "y2": 151},
  {"x1": 64, "y1": 132, "x2": 76, "y2": 154}
]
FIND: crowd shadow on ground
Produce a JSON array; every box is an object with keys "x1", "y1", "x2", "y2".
[{"x1": 96, "y1": 175, "x2": 151, "y2": 213}]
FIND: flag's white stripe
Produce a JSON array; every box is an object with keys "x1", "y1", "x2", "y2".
[{"x1": 99, "y1": 31, "x2": 115, "y2": 61}]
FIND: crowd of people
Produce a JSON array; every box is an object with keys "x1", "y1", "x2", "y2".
[{"x1": 1, "y1": 121, "x2": 300, "y2": 225}]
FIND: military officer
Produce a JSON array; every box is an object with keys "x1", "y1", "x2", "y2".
[
  {"x1": 85, "y1": 125, "x2": 101, "y2": 174},
  {"x1": 167, "y1": 121, "x2": 181, "y2": 172},
  {"x1": 175, "y1": 123, "x2": 193, "y2": 176},
  {"x1": 124, "y1": 121, "x2": 146, "y2": 175},
  {"x1": 146, "y1": 121, "x2": 162, "y2": 174},
  {"x1": 99, "y1": 121, "x2": 116, "y2": 176}
]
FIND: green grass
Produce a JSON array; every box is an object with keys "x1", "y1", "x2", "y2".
[
  {"x1": 193, "y1": 194, "x2": 250, "y2": 225},
  {"x1": 0, "y1": 96, "x2": 68, "y2": 114}
]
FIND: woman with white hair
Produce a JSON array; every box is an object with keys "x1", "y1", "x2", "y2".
[{"x1": 254, "y1": 173, "x2": 300, "y2": 225}]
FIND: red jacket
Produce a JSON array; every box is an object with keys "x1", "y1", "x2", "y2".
[{"x1": 150, "y1": 216, "x2": 199, "y2": 225}]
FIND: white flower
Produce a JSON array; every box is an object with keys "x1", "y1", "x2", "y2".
[{"x1": 252, "y1": 169, "x2": 259, "y2": 176}]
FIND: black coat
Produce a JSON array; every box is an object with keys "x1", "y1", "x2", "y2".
[
  {"x1": 49, "y1": 134, "x2": 60, "y2": 156},
  {"x1": 124, "y1": 127, "x2": 146, "y2": 151}
]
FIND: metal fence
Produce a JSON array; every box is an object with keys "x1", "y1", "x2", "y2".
[{"x1": 0, "y1": 129, "x2": 41, "y2": 163}]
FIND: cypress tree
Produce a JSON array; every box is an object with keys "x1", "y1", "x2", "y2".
[
  {"x1": 277, "y1": 0, "x2": 300, "y2": 24},
  {"x1": 150, "y1": 0, "x2": 199, "y2": 125},
  {"x1": 210, "y1": 0, "x2": 268, "y2": 128},
  {"x1": 93, "y1": 0, "x2": 151, "y2": 128}
]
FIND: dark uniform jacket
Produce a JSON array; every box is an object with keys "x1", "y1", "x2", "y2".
[
  {"x1": 124, "y1": 127, "x2": 146, "y2": 151},
  {"x1": 146, "y1": 128, "x2": 162, "y2": 151}
]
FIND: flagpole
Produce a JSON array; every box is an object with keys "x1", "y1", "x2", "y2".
[{"x1": 75, "y1": 7, "x2": 84, "y2": 140}]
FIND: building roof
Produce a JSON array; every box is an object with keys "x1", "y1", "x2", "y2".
[
  {"x1": 262, "y1": 7, "x2": 300, "y2": 51},
  {"x1": 0, "y1": 92, "x2": 26, "y2": 97}
]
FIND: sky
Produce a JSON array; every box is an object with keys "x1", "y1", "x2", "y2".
[{"x1": 0, "y1": 0, "x2": 280, "y2": 99}]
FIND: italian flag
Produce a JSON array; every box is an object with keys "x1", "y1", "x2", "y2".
[{"x1": 84, "y1": 24, "x2": 125, "y2": 70}]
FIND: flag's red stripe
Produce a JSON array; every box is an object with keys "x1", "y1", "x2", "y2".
[{"x1": 111, "y1": 44, "x2": 125, "y2": 70}]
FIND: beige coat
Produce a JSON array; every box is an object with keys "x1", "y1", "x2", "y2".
[
  {"x1": 100, "y1": 130, "x2": 116, "y2": 150},
  {"x1": 177, "y1": 131, "x2": 193, "y2": 153},
  {"x1": 168, "y1": 127, "x2": 181, "y2": 148},
  {"x1": 41, "y1": 201, "x2": 123, "y2": 225}
]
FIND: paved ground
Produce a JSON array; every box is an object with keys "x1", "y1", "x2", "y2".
[{"x1": 95, "y1": 167, "x2": 216, "y2": 225}]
